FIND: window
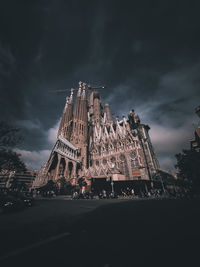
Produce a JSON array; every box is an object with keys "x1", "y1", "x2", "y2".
[
  {"x1": 111, "y1": 157, "x2": 116, "y2": 163},
  {"x1": 130, "y1": 151, "x2": 136, "y2": 159},
  {"x1": 103, "y1": 159, "x2": 107, "y2": 165},
  {"x1": 120, "y1": 154, "x2": 125, "y2": 161},
  {"x1": 131, "y1": 160, "x2": 135, "y2": 169}
]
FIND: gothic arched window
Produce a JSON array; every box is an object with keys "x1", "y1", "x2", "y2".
[
  {"x1": 120, "y1": 154, "x2": 125, "y2": 161},
  {"x1": 131, "y1": 160, "x2": 135, "y2": 169},
  {"x1": 111, "y1": 157, "x2": 116, "y2": 163},
  {"x1": 130, "y1": 151, "x2": 136, "y2": 159},
  {"x1": 103, "y1": 159, "x2": 107, "y2": 165}
]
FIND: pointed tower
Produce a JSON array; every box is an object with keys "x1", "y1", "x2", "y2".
[
  {"x1": 57, "y1": 96, "x2": 69, "y2": 137},
  {"x1": 71, "y1": 82, "x2": 88, "y2": 168},
  {"x1": 64, "y1": 88, "x2": 74, "y2": 140},
  {"x1": 70, "y1": 81, "x2": 82, "y2": 144},
  {"x1": 88, "y1": 91, "x2": 102, "y2": 126},
  {"x1": 57, "y1": 89, "x2": 74, "y2": 140},
  {"x1": 104, "y1": 103, "x2": 111, "y2": 123}
]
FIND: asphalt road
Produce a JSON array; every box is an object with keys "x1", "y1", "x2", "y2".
[
  {"x1": 0, "y1": 197, "x2": 200, "y2": 267},
  {"x1": 0, "y1": 197, "x2": 121, "y2": 257}
]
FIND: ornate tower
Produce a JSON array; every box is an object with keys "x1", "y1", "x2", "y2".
[
  {"x1": 70, "y1": 82, "x2": 88, "y2": 169},
  {"x1": 104, "y1": 103, "x2": 111, "y2": 123},
  {"x1": 89, "y1": 91, "x2": 103, "y2": 126},
  {"x1": 57, "y1": 88, "x2": 74, "y2": 140}
]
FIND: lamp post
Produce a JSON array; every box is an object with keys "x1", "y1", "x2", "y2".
[
  {"x1": 110, "y1": 177, "x2": 114, "y2": 196},
  {"x1": 110, "y1": 163, "x2": 115, "y2": 197}
]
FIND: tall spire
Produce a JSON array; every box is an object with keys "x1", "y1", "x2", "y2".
[
  {"x1": 74, "y1": 81, "x2": 82, "y2": 119},
  {"x1": 69, "y1": 88, "x2": 74, "y2": 103},
  {"x1": 70, "y1": 81, "x2": 88, "y2": 168},
  {"x1": 65, "y1": 89, "x2": 73, "y2": 125},
  {"x1": 64, "y1": 96, "x2": 69, "y2": 111},
  {"x1": 104, "y1": 103, "x2": 111, "y2": 123},
  {"x1": 93, "y1": 91, "x2": 102, "y2": 125},
  {"x1": 77, "y1": 81, "x2": 82, "y2": 96},
  {"x1": 82, "y1": 82, "x2": 86, "y2": 99},
  {"x1": 57, "y1": 89, "x2": 74, "y2": 139},
  {"x1": 58, "y1": 96, "x2": 68, "y2": 137},
  {"x1": 80, "y1": 82, "x2": 88, "y2": 122}
]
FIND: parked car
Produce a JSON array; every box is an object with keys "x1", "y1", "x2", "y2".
[
  {"x1": 17, "y1": 194, "x2": 34, "y2": 207},
  {"x1": 0, "y1": 195, "x2": 25, "y2": 213},
  {"x1": 9, "y1": 192, "x2": 34, "y2": 207},
  {"x1": 0, "y1": 190, "x2": 34, "y2": 213}
]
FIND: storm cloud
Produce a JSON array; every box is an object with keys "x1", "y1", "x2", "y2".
[{"x1": 0, "y1": 0, "x2": 200, "y2": 171}]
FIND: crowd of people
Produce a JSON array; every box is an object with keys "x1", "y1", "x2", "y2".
[
  {"x1": 30, "y1": 182, "x2": 192, "y2": 200},
  {"x1": 70, "y1": 185, "x2": 191, "y2": 200}
]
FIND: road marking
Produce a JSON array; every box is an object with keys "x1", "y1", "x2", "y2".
[{"x1": 0, "y1": 231, "x2": 71, "y2": 262}]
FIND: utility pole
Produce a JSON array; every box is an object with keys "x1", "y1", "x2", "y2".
[
  {"x1": 110, "y1": 176, "x2": 114, "y2": 196},
  {"x1": 110, "y1": 163, "x2": 115, "y2": 197}
]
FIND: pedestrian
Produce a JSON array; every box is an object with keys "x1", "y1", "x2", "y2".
[
  {"x1": 102, "y1": 189, "x2": 106, "y2": 198},
  {"x1": 131, "y1": 188, "x2": 134, "y2": 196}
]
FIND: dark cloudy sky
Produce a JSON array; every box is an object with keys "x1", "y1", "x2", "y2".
[{"x1": 0, "y1": 0, "x2": 200, "y2": 171}]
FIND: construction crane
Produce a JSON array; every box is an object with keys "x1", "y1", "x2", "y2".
[{"x1": 49, "y1": 82, "x2": 106, "y2": 93}]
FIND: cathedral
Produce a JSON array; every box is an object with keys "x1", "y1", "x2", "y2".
[{"x1": 33, "y1": 81, "x2": 160, "y2": 188}]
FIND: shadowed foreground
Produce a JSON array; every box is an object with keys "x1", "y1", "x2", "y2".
[{"x1": 1, "y1": 198, "x2": 200, "y2": 267}]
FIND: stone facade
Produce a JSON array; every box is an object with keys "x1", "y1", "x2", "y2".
[{"x1": 33, "y1": 82, "x2": 160, "y2": 187}]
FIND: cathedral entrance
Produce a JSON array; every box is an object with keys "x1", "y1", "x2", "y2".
[{"x1": 58, "y1": 158, "x2": 66, "y2": 178}]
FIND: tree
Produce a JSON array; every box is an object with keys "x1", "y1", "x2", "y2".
[
  {"x1": 0, "y1": 121, "x2": 26, "y2": 172},
  {"x1": 10, "y1": 177, "x2": 28, "y2": 191},
  {"x1": 175, "y1": 149, "x2": 200, "y2": 192}
]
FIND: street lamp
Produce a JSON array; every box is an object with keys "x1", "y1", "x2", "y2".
[
  {"x1": 110, "y1": 163, "x2": 115, "y2": 197},
  {"x1": 110, "y1": 176, "x2": 114, "y2": 196}
]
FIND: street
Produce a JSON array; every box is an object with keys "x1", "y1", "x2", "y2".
[{"x1": 0, "y1": 197, "x2": 200, "y2": 267}]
